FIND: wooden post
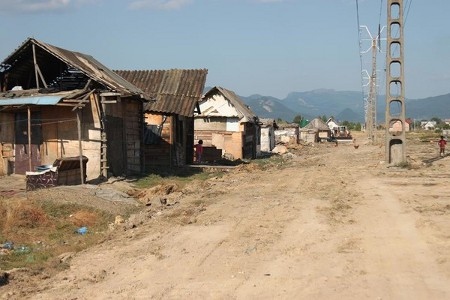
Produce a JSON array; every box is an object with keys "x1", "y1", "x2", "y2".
[
  {"x1": 100, "y1": 96, "x2": 108, "y2": 178},
  {"x1": 32, "y1": 44, "x2": 39, "y2": 89},
  {"x1": 76, "y1": 108, "x2": 84, "y2": 184},
  {"x1": 27, "y1": 106, "x2": 32, "y2": 171}
]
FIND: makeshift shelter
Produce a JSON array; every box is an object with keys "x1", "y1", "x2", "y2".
[
  {"x1": 116, "y1": 69, "x2": 208, "y2": 169},
  {"x1": 0, "y1": 38, "x2": 147, "y2": 181},
  {"x1": 194, "y1": 86, "x2": 260, "y2": 161},
  {"x1": 303, "y1": 118, "x2": 331, "y2": 142},
  {"x1": 326, "y1": 117, "x2": 339, "y2": 131},
  {"x1": 275, "y1": 123, "x2": 299, "y2": 145},
  {"x1": 259, "y1": 118, "x2": 277, "y2": 152}
]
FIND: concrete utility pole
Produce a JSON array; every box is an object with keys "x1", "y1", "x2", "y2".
[{"x1": 385, "y1": 0, "x2": 406, "y2": 164}]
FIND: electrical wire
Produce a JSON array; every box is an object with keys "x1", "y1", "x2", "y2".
[
  {"x1": 0, "y1": 118, "x2": 77, "y2": 126},
  {"x1": 404, "y1": 0, "x2": 413, "y2": 27},
  {"x1": 377, "y1": 0, "x2": 384, "y2": 51}
]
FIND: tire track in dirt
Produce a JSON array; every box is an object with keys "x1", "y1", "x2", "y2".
[{"x1": 355, "y1": 177, "x2": 450, "y2": 299}]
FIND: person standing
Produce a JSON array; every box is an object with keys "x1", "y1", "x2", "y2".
[
  {"x1": 195, "y1": 140, "x2": 203, "y2": 163},
  {"x1": 438, "y1": 136, "x2": 447, "y2": 157}
]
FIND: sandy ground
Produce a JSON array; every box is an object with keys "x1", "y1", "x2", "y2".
[{"x1": 2, "y1": 132, "x2": 450, "y2": 299}]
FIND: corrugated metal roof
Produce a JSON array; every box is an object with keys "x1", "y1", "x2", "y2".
[
  {"x1": 0, "y1": 95, "x2": 63, "y2": 106},
  {"x1": 115, "y1": 69, "x2": 208, "y2": 117},
  {"x1": 1, "y1": 38, "x2": 144, "y2": 97},
  {"x1": 202, "y1": 86, "x2": 257, "y2": 123},
  {"x1": 0, "y1": 89, "x2": 88, "y2": 106}
]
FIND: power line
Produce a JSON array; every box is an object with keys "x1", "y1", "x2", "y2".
[
  {"x1": 404, "y1": 0, "x2": 413, "y2": 26},
  {"x1": 378, "y1": 0, "x2": 384, "y2": 51}
]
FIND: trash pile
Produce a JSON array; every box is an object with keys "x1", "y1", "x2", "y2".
[{"x1": 0, "y1": 241, "x2": 31, "y2": 256}]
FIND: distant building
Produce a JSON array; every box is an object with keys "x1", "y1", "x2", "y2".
[
  {"x1": 194, "y1": 86, "x2": 260, "y2": 161},
  {"x1": 326, "y1": 118, "x2": 339, "y2": 131},
  {"x1": 421, "y1": 121, "x2": 437, "y2": 130},
  {"x1": 275, "y1": 123, "x2": 299, "y2": 145},
  {"x1": 259, "y1": 118, "x2": 277, "y2": 153},
  {"x1": 389, "y1": 120, "x2": 410, "y2": 133},
  {"x1": 303, "y1": 118, "x2": 331, "y2": 142}
]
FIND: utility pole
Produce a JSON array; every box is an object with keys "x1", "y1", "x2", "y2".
[
  {"x1": 368, "y1": 35, "x2": 378, "y2": 143},
  {"x1": 360, "y1": 26, "x2": 384, "y2": 144},
  {"x1": 385, "y1": 0, "x2": 406, "y2": 164}
]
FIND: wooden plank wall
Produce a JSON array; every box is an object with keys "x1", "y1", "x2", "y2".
[
  {"x1": 243, "y1": 123, "x2": 256, "y2": 159},
  {"x1": 40, "y1": 105, "x2": 101, "y2": 180},
  {"x1": 194, "y1": 130, "x2": 243, "y2": 160},
  {"x1": 0, "y1": 112, "x2": 14, "y2": 175},
  {"x1": 0, "y1": 102, "x2": 106, "y2": 180},
  {"x1": 104, "y1": 99, "x2": 125, "y2": 176},
  {"x1": 123, "y1": 99, "x2": 142, "y2": 175},
  {"x1": 143, "y1": 113, "x2": 172, "y2": 169}
]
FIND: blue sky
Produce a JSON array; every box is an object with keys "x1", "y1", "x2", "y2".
[{"x1": 0, "y1": 0, "x2": 449, "y2": 100}]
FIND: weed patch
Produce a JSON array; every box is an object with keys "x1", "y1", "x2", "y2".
[{"x1": 0, "y1": 198, "x2": 114, "y2": 271}]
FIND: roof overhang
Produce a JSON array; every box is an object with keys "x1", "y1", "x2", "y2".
[{"x1": 0, "y1": 95, "x2": 63, "y2": 106}]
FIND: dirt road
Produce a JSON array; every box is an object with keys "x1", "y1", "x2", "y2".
[{"x1": 6, "y1": 134, "x2": 450, "y2": 299}]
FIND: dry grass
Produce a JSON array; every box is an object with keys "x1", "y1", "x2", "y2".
[
  {"x1": 69, "y1": 210, "x2": 100, "y2": 227},
  {"x1": 0, "y1": 198, "x2": 114, "y2": 271},
  {"x1": 8, "y1": 201, "x2": 50, "y2": 229}
]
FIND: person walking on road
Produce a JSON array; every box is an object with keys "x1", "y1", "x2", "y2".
[
  {"x1": 195, "y1": 140, "x2": 204, "y2": 163},
  {"x1": 438, "y1": 136, "x2": 447, "y2": 157}
]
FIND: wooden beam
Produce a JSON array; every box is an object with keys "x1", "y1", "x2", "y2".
[
  {"x1": 100, "y1": 96, "x2": 108, "y2": 178},
  {"x1": 100, "y1": 92, "x2": 121, "y2": 97},
  {"x1": 32, "y1": 44, "x2": 39, "y2": 89},
  {"x1": 35, "y1": 65, "x2": 48, "y2": 88},
  {"x1": 62, "y1": 99, "x2": 90, "y2": 103},
  {"x1": 27, "y1": 106, "x2": 32, "y2": 171},
  {"x1": 76, "y1": 109, "x2": 84, "y2": 185},
  {"x1": 83, "y1": 79, "x2": 92, "y2": 90},
  {"x1": 56, "y1": 103, "x2": 86, "y2": 107}
]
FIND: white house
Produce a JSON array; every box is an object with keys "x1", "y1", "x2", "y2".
[
  {"x1": 194, "y1": 86, "x2": 260, "y2": 161},
  {"x1": 421, "y1": 121, "x2": 437, "y2": 130},
  {"x1": 326, "y1": 118, "x2": 339, "y2": 131}
]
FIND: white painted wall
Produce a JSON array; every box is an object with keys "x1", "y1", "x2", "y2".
[{"x1": 198, "y1": 94, "x2": 241, "y2": 118}]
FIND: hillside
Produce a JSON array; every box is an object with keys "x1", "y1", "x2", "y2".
[
  {"x1": 240, "y1": 94, "x2": 298, "y2": 121},
  {"x1": 239, "y1": 90, "x2": 450, "y2": 123}
]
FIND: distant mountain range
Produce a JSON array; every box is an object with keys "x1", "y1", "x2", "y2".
[{"x1": 239, "y1": 89, "x2": 450, "y2": 123}]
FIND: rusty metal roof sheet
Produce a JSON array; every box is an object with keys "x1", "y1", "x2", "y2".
[
  {"x1": 1, "y1": 38, "x2": 144, "y2": 97},
  {"x1": 115, "y1": 69, "x2": 208, "y2": 117},
  {"x1": 203, "y1": 86, "x2": 258, "y2": 123}
]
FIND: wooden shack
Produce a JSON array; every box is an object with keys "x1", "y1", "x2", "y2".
[
  {"x1": 303, "y1": 118, "x2": 331, "y2": 142},
  {"x1": 194, "y1": 86, "x2": 260, "y2": 161},
  {"x1": 0, "y1": 38, "x2": 146, "y2": 181},
  {"x1": 115, "y1": 69, "x2": 208, "y2": 169}
]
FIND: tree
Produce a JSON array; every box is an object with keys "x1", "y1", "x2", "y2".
[
  {"x1": 292, "y1": 115, "x2": 302, "y2": 124},
  {"x1": 431, "y1": 117, "x2": 442, "y2": 124}
]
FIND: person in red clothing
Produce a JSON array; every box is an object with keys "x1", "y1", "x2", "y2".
[
  {"x1": 195, "y1": 140, "x2": 203, "y2": 163},
  {"x1": 438, "y1": 136, "x2": 447, "y2": 157}
]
